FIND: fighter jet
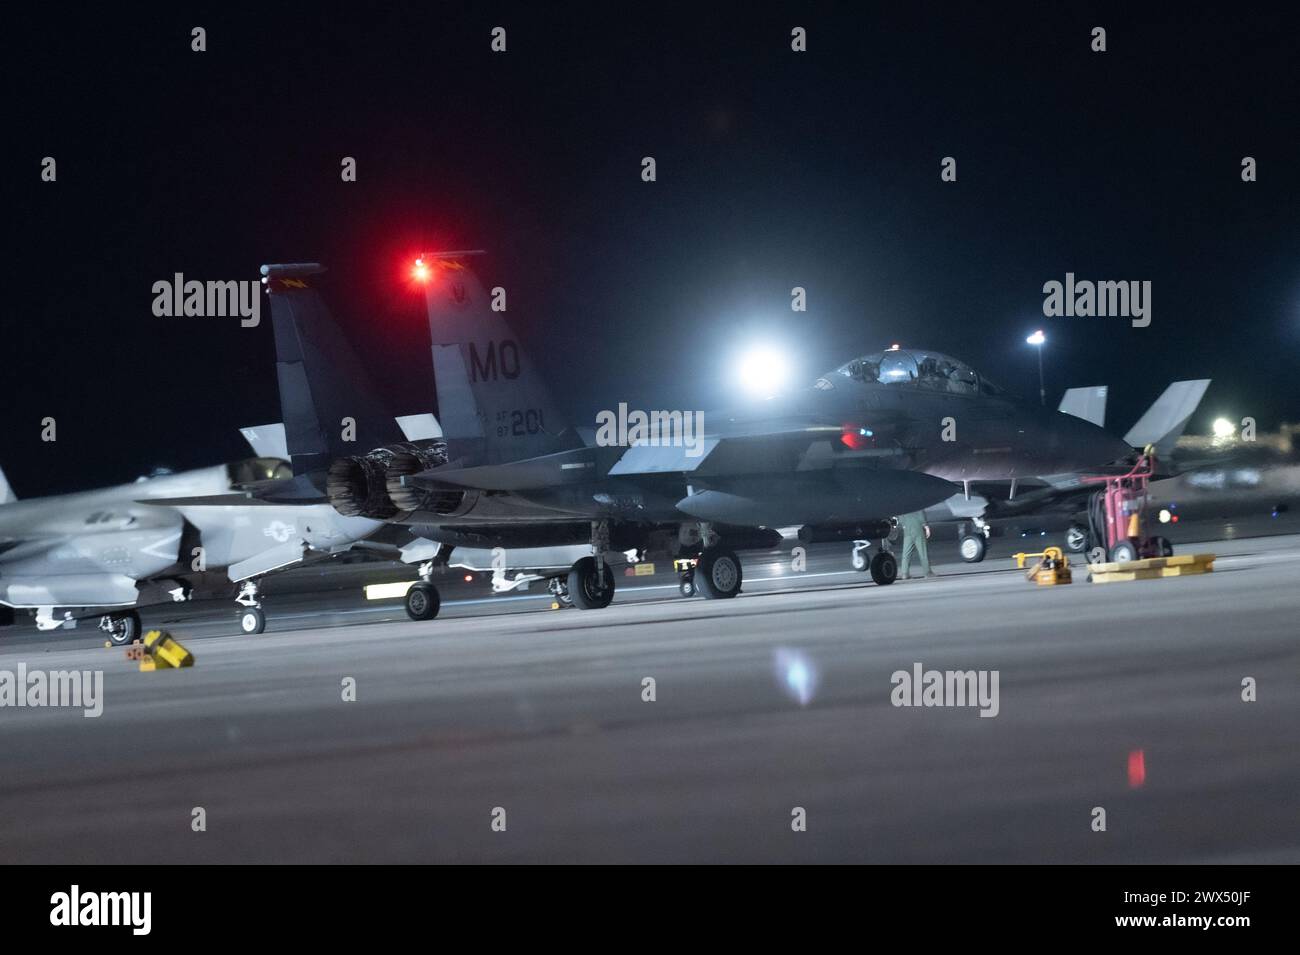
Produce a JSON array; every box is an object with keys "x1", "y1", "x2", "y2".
[
  {"x1": 264, "y1": 254, "x2": 1131, "y2": 615},
  {"x1": 0, "y1": 452, "x2": 381, "y2": 643},
  {"x1": 927, "y1": 379, "x2": 1211, "y2": 561},
  {"x1": 0, "y1": 293, "x2": 396, "y2": 643}
]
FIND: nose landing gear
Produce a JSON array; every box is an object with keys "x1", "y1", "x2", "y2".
[{"x1": 234, "y1": 580, "x2": 266, "y2": 634}]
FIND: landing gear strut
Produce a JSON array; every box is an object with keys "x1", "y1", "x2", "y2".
[
  {"x1": 99, "y1": 610, "x2": 141, "y2": 646},
  {"x1": 850, "y1": 540, "x2": 871, "y2": 571},
  {"x1": 850, "y1": 525, "x2": 898, "y2": 585},
  {"x1": 235, "y1": 580, "x2": 266, "y2": 634}
]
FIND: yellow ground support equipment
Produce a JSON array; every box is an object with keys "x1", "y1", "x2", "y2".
[
  {"x1": 128, "y1": 630, "x2": 195, "y2": 670},
  {"x1": 1013, "y1": 547, "x2": 1073, "y2": 586},
  {"x1": 1088, "y1": 553, "x2": 1216, "y2": 583}
]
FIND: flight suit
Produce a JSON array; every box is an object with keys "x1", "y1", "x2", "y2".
[{"x1": 898, "y1": 510, "x2": 933, "y2": 578}]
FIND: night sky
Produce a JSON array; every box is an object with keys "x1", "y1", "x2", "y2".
[{"x1": 8, "y1": 4, "x2": 1299, "y2": 495}]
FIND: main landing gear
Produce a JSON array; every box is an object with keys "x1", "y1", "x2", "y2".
[
  {"x1": 694, "y1": 547, "x2": 743, "y2": 599},
  {"x1": 566, "y1": 555, "x2": 616, "y2": 609},
  {"x1": 850, "y1": 535, "x2": 899, "y2": 585},
  {"x1": 674, "y1": 547, "x2": 744, "y2": 599},
  {"x1": 235, "y1": 580, "x2": 267, "y2": 634},
  {"x1": 550, "y1": 522, "x2": 619, "y2": 610},
  {"x1": 98, "y1": 610, "x2": 142, "y2": 646},
  {"x1": 404, "y1": 562, "x2": 442, "y2": 621}
]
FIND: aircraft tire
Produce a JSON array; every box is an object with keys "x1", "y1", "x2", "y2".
[
  {"x1": 851, "y1": 547, "x2": 869, "y2": 571},
  {"x1": 1064, "y1": 524, "x2": 1088, "y2": 553},
  {"x1": 696, "y1": 548, "x2": 742, "y2": 599},
  {"x1": 959, "y1": 533, "x2": 987, "y2": 563},
  {"x1": 238, "y1": 606, "x2": 266, "y2": 635},
  {"x1": 107, "y1": 611, "x2": 142, "y2": 646},
  {"x1": 405, "y1": 582, "x2": 441, "y2": 621},
  {"x1": 678, "y1": 575, "x2": 696, "y2": 598},
  {"x1": 869, "y1": 550, "x2": 898, "y2": 585},
  {"x1": 568, "y1": 557, "x2": 615, "y2": 610}
]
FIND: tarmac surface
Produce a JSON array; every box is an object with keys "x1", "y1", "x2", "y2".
[{"x1": 1, "y1": 516, "x2": 1297, "y2": 863}]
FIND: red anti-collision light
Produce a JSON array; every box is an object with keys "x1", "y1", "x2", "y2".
[{"x1": 840, "y1": 424, "x2": 875, "y2": 450}]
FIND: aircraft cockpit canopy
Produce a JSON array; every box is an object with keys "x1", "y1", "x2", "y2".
[{"x1": 817, "y1": 349, "x2": 1005, "y2": 396}]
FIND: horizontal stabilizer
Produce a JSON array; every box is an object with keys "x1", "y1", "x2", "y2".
[
  {"x1": 0, "y1": 466, "x2": 15, "y2": 504},
  {"x1": 1124, "y1": 380, "x2": 1212, "y2": 458},
  {"x1": 1058, "y1": 386, "x2": 1107, "y2": 427}
]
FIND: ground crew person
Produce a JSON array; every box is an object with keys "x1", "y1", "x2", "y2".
[{"x1": 897, "y1": 510, "x2": 935, "y2": 578}]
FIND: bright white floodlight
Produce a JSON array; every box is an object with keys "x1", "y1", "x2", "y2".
[{"x1": 737, "y1": 345, "x2": 789, "y2": 396}]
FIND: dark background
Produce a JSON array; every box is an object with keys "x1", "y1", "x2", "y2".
[{"x1": 7, "y1": 3, "x2": 1298, "y2": 494}]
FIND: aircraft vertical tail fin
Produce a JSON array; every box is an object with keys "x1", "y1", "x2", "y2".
[
  {"x1": 239, "y1": 423, "x2": 289, "y2": 461},
  {"x1": 1057, "y1": 386, "x2": 1108, "y2": 427},
  {"x1": 261, "y1": 264, "x2": 403, "y2": 477},
  {"x1": 0, "y1": 465, "x2": 16, "y2": 504},
  {"x1": 419, "y1": 252, "x2": 572, "y2": 465},
  {"x1": 1124, "y1": 379, "x2": 1212, "y2": 458}
]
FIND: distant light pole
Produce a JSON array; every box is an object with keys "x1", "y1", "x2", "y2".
[{"x1": 1026, "y1": 330, "x2": 1046, "y2": 406}]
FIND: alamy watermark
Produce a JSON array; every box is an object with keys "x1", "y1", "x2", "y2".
[
  {"x1": 1042, "y1": 273, "x2": 1151, "y2": 327},
  {"x1": 50, "y1": 886, "x2": 150, "y2": 935},
  {"x1": 0, "y1": 665, "x2": 103, "y2": 717},
  {"x1": 891, "y1": 662, "x2": 999, "y2": 717},
  {"x1": 595, "y1": 403, "x2": 705, "y2": 458},
  {"x1": 151, "y1": 273, "x2": 260, "y2": 327}
]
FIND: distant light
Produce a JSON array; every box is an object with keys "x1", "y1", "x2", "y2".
[
  {"x1": 463, "y1": 574, "x2": 473, "y2": 582},
  {"x1": 737, "y1": 345, "x2": 789, "y2": 396},
  {"x1": 1128, "y1": 749, "x2": 1146, "y2": 788},
  {"x1": 1158, "y1": 508, "x2": 1172, "y2": 524},
  {"x1": 887, "y1": 343, "x2": 901, "y2": 351},
  {"x1": 1212, "y1": 417, "x2": 1236, "y2": 438},
  {"x1": 1026, "y1": 330, "x2": 1046, "y2": 346}
]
